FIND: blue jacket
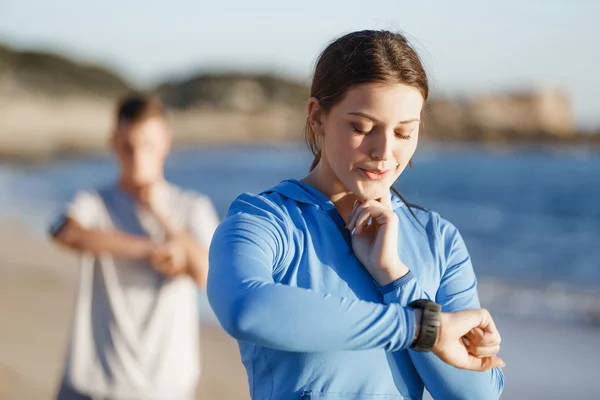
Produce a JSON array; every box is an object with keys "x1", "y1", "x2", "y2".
[{"x1": 208, "y1": 179, "x2": 504, "y2": 400}]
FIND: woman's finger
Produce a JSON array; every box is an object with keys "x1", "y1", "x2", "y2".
[
  {"x1": 477, "y1": 310, "x2": 502, "y2": 344},
  {"x1": 354, "y1": 204, "x2": 396, "y2": 233},
  {"x1": 354, "y1": 206, "x2": 395, "y2": 235},
  {"x1": 463, "y1": 331, "x2": 501, "y2": 358},
  {"x1": 347, "y1": 200, "x2": 365, "y2": 230},
  {"x1": 462, "y1": 337, "x2": 470, "y2": 347},
  {"x1": 349, "y1": 208, "x2": 377, "y2": 233},
  {"x1": 350, "y1": 201, "x2": 380, "y2": 233},
  {"x1": 352, "y1": 209, "x2": 374, "y2": 235},
  {"x1": 466, "y1": 326, "x2": 501, "y2": 348},
  {"x1": 466, "y1": 343, "x2": 501, "y2": 358},
  {"x1": 346, "y1": 200, "x2": 361, "y2": 228}
]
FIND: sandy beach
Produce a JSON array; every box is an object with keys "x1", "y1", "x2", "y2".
[
  {"x1": 0, "y1": 220, "x2": 250, "y2": 400},
  {"x1": 1, "y1": 219, "x2": 599, "y2": 400}
]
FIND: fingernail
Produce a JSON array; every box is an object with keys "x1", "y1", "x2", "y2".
[
  {"x1": 351, "y1": 227, "x2": 356, "y2": 235},
  {"x1": 500, "y1": 361, "x2": 506, "y2": 368}
]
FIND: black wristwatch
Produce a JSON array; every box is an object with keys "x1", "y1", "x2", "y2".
[{"x1": 408, "y1": 299, "x2": 442, "y2": 352}]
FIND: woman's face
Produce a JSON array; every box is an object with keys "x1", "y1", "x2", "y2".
[{"x1": 317, "y1": 82, "x2": 424, "y2": 200}]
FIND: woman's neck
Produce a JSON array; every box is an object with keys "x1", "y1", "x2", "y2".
[{"x1": 300, "y1": 163, "x2": 358, "y2": 224}]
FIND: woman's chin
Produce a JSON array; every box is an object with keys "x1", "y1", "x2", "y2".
[{"x1": 351, "y1": 181, "x2": 391, "y2": 201}]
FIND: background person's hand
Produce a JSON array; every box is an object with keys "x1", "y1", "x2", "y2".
[
  {"x1": 149, "y1": 240, "x2": 188, "y2": 278},
  {"x1": 433, "y1": 308, "x2": 504, "y2": 371}
]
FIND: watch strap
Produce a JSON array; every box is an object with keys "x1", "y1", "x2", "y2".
[{"x1": 409, "y1": 299, "x2": 442, "y2": 352}]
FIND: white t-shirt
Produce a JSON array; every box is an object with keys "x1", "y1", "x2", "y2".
[{"x1": 56, "y1": 183, "x2": 220, "y2": 400}]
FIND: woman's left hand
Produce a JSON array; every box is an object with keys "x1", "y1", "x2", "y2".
[{"x1": 346, "y1": 193, "x2": 409, "y2": 285}]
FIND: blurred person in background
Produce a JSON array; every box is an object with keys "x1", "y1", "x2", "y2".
[
  {"x1": 208, "y1": 30, "x2": 504, "y2": 399},
  {"x1": 49, "y1": 94, "x2": 220, "y2": 400}
]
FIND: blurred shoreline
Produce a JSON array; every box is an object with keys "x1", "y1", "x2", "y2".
[{"x1": 2, "y1": 43, "x2": 600, "y2": 164}]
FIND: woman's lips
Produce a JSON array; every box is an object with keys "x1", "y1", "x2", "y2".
[{"x1": 359, "y1": 168, "x2": 391, "y2": 181}]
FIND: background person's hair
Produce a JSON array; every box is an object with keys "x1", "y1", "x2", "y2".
[{"x1": 116, "y1": 93, "x2": 166, "y2": 125}]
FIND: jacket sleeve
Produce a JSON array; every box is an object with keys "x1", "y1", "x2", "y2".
[
  {"x1": 207, "y1": 195, "x2": 417, "y2": 353},
  {"x1": 379, "y1": 216, "x2": 504, "y2": 400}
]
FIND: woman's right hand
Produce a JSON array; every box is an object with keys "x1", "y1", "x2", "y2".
[
  {"x1": 346, "y1": 193, "x2": 409, "y2": 285},
  {"x1": 434, "y1": 308, "x2": 504, "y2": 372}
]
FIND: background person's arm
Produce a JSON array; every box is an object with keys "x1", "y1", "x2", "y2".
[
  {"x1": 144, "y1": 195, "x2": 219, "y2": 287},
  {"x1": 51, "y1": 216, "x2": 154, "y2": 260},
  {"x1": 49, "y1": 190, "x2": 154, "y2": 260}
]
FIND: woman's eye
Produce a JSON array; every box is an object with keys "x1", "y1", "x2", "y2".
[
  {"x1": 352, "y1": 125, "x2": 371, "y2": 135},
  {"x1": 396, "y1": 126, "x2": 417, "y2": 140}
]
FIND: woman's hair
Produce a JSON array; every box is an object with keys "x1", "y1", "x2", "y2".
[{"x1": 305, "y1": 29, "x2": 429, "y2": 217}]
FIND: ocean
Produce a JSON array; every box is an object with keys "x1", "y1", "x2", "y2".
[{"x1": 1, "y1": 142, "x2": 599, "y2": 325}]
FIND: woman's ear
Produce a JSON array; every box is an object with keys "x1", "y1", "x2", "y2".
[{"x1": 307, "y1": 97, "x2": 325, "y2": 136}]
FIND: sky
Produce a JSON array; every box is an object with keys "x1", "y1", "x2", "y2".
[{"x1": 1, "y1": 0, "x2": 599, "y2": 128}]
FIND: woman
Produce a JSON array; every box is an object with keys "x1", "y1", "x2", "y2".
[{"x1": 208, "y1": 30, "x2": 504, "y2": 400}]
